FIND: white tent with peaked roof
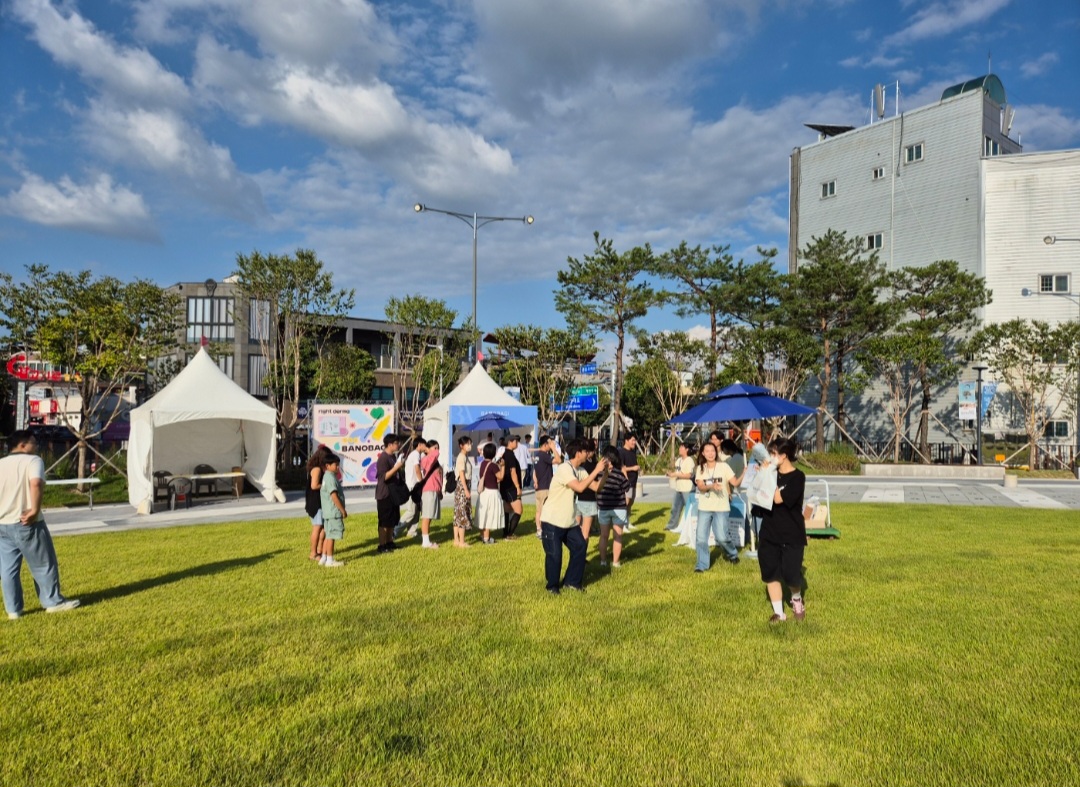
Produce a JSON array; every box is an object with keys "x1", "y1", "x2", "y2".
[
  {"x1": 422, "y1": 363, "x2": 538, "y2": 459},
  {"x1": 127, "y1": 348, "x2": 282, "y2": 512}
]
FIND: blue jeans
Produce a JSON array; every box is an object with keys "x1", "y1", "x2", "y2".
[
  {"x1": 0, "y1": 521, "x2": 66, "y2": 615},
  {"x1": 695, "y1": 510, "x2": 736, "y2": 570},
  {"x1": 667, "y1": 491, "x2": 690, "y2": 529},
  {"x1": 541, "y1": 522, "x2": 587, "y2": 590}
]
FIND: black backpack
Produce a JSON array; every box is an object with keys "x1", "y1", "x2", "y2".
[{"x1": 445, "y1": 467, "x2": 457, "y2": 494}]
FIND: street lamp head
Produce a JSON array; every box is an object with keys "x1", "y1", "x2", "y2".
[
  {"x1": 525, "y1": 215, "x2": 534, "y2": 225},
  {"x1": 972, "y1": 364, "x2": 988, "y2": 373},
  {"x1": 1044, "y1": 235, "x2": 1056, "y2": 245},
  {"x1": 414, "y1": 203, "x2": 425, "y2": 213}
]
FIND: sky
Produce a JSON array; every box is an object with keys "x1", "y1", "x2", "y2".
[{"x1": 2, "y1": 0, "x2": 1079, "y2": 359}]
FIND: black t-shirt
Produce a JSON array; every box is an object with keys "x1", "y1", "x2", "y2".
[
  {"x1": 304, "y1": 468, "x2": 322, "y2": 517},
  {"x1": 618, "y1": 447, "x2": 639, "y2": 484},
  {"x1": 375, "y1": 451, "x2": 395, "y2": 500},
  {"x1": 759, "y1": 468, "x2": 806, "y2": 545},
  {"x1": 500, "y1": 450, "x2": 521, "y2": 493},
  {"x1": 535, "y1": 452, "x2": 555, "y2": 491},
  {"x1": 577, "y1": 459, "x2": 597, "y2": 501}
]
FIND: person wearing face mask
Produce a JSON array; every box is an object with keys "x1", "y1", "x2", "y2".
[{"x1": 756, "y1": 437, "x2": 807, "y2": 624}]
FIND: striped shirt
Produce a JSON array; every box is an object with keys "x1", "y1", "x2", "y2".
[{"x1": 596, "y1": 469, "x2": 630, "y2": 510}]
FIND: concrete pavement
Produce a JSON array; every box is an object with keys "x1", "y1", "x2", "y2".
[{"x1": 43, "y1": 473, "x2": 1080, "y2": 537}]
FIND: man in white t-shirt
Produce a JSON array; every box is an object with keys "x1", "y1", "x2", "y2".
[
  {"x1": 516, "y1": 433, "x2": 533, "y2": 489},
  {"x1": 398, "y1": 438, "x2": 428, "y2": 537},
  {"x1": 0, "y1": 431, "x2": 80, "y2": 619},
  {"x1": 540, "y1": 438, "x2": 608, "y2": 594}
]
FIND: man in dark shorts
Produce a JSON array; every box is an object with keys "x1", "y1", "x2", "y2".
[
  {"x1": 617, "y1": 433, "x2": 640, "y2": 529},
  {"x1": 374, "y1": 433, "x2": 406, "y2": 553},
  {"x1": 500, "y1": 434, "x2": 524, "y2": 538}
]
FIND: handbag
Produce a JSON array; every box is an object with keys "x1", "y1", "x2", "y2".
[
  {"x1": 387, "y1": 462, "x2": 411, "y2": 506},
  {"x1": 411, "y1": 461, "x2": 440, "y2": 505},
  {"x1": 748, "y1": 464, "x2": 777, "y2": 511}
]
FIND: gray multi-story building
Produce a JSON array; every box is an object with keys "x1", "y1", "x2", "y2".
[{"x1": 787, "y1": 74, "x2": 1080, "y2": 456}]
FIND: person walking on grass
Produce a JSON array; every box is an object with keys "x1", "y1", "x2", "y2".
[
  {"x1": 575, "y1": 440, "x2": 598, "y2": 551},
  {"x1": 305, "y1": 444, "x2": 335, "y2": 561},
  {"x1": 517, "y1": 433, "x2": 533, "y2": 489},
  {"x1": 665, "y1": 441, "x2": 695, "y2": 532},
  {"x1": 319, "y1": 452, "x2": 347, "y2": 567},
  {"x1": 596, "y1": 445, "x2": 631, "y2": 568},
  {"x1": 452, "y1": 436, "x2": 474, "y2": 548},
  {"x1": 375, "y1": 434, "x2": 405, "y2": 553},
  {"x1": 418, "y1": 440, "x2": 443, "y2": 549},
  {"x1": 475, "y1": 442, "x2": 504, "y2": 544},
  {"x1": 533, "y1": 435, "x2": 561, "y2": 538},
  {"x1": 1, "y1": 430, "x2": 80, "y2": 619},
  {"x1": 399, "y1": 437, "x2": 428, "y2": 538},
  {"x1": 693, "y1": 442, "x2": 744, "y2": 572},
  {"x1": 617, "y1": 433, "x2": 640, "y2": 529},
  {"x1": 720, "y1": 438, "x2": 747, "y2": 552},
  {"x1": 501, "y1": 434, "x2": 524, "y2": 539},
  {"x1": 757, "y1": 437, "x2": 807, "y2": 624},
  {"x1": 541, "y1": 438, "x2": 608, "y2": 594}
]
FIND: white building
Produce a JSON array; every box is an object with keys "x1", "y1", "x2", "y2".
[{"x1": 787, "y1": 74, "x2": 1079, "y2": 459}]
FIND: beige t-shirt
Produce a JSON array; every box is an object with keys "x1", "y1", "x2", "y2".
[
  {"x1": 455, "y1": 451, "x2": 474, "y2": 486},
  {"x1": 695, "y1": 462, "x2": 735, "y2": 512},
  {"x1": 544, "y1": 462, "x2": 584, "y2": 528},
  {"x1": 0, "y1": 453, "x2": 45, "y2": 524},
  {"x1": 674, "y1": 456, "x2": 695, "y2": 493}
]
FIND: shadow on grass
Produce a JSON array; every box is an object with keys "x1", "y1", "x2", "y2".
[{"x1": 79, "y1": 550, "x2": 287, "y2": 606}]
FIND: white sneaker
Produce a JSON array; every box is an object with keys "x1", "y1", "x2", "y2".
[
  {"x1": 7, "y1": 611, "x2": 21, "y2": 620},
  {"x1": 407, "y1": 524, "x2": 419, "y2": 538},
  {"x1": 612, "y1": 562, "x2": 622, "y2": 568},
  {"x1": 45, "y1": 599, "x2": 80, "y2": 614},
  {"x1": 422, "y1": 542, "x2": 439, "y2": 549},
  {"x1": 323, "y1": 557, "x2": 345, "y2": 568}
]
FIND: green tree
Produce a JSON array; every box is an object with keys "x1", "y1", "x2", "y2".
[
  {"x1": 966, "y1": 319, "x2": 1080, "y2": 468},
  {"x1": 556, "y1": 233, "x2": 657, "y2": 442},
  {"x1": 890, "y1": 260, "x2": 992, "y2": 460},
  {"x1": 232, "y1": 248, "x2": 355, "y2": 468},
  {"x1": 488, "y1": 324, "x2": 596, "y2": 430},
  {"x1": 630, "y1": 328, "x2": 711, "y2": 455},
  {"x1": 384, "y1": 295, "x2": 469, "y2": 431},
  {"x1": 790, "y1": 230, "x2": 894, "y2": 451},
  {"x1": 312, "y1": 343, "x2": 376, "y2": 401},
  {"x1": 27, "y1": 270, "x2": 182, "y2": 484},
  {"x1": 620, "y1": 360, "x2": 671, "y2": 450}
]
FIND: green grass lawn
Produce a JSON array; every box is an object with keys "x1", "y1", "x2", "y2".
[{"x1": 2, "y1": 503, "x2": 1077, "y2": 787}]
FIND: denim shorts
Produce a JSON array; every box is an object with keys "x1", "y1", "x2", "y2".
[
  {"x1": 598, "y1": 508, "x2": 627, "y2": 527},
  {"x1": 310, "y1": 510, "x2": 323, "y2": 526},
  {"x1": 575, "y1": 500, "x2": 598, "y2": 517}
]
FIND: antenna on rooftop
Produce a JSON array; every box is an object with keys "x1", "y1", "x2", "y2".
[
  {"x1": 987, "y1": 50, "x2": 992, "y2": 74},
  {"x1": 874, "y1": 83, "x2": 886, "y2": 119}
]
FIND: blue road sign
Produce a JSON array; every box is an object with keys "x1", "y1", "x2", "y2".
[{"x1": 580, "y1": 363, "x2": 598, "y2": 376}]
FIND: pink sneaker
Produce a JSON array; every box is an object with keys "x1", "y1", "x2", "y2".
[{"x1": 791, "y1": 596, "x2": 805, "y2": 621}]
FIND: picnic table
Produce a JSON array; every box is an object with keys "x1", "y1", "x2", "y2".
[{"x1": 159, "y1": 471, "x2": 245, "y2": 511}]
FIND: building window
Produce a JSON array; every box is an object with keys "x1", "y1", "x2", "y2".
[
  {"x1": 370, "y1": 386, "x2": 395, "y2": 402},
  {"x1": 1039, "y1": 274, "x2": 1071, "y2": 294},
  {"x1": 249, "y1": 299, "x2": 271, "y2": 342},
  {"x1": 865, "y1": 232, "x2": 883, "y2": 250},
  {"x1": 820, "y1": 180, "x2": 836, "y2": 198},
  {"x1": 248, "y1": 353, "x2": 269, "y2": 397},
  {"x1": 905, "y1": 142, "x2": 924, "y2": 163},
  {"x1": 216, "y1": 354, "x2": 234, "y2": 380},
  {"x1": 1044, "y1": 421, "x2": 1070, "y2": 439},
  {"x1": 983, "y1": 136, "x2": 1001, "y2": 157},
  {"x1": 186, "y1": 297, "x2": 234, "y2": 343},
  {"x1": 872, "y1": 166, "x2": 885, "y2": 180}
]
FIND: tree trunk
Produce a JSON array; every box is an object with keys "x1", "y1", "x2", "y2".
[
  {"x1": 917, "y1": 367, "x2": 931, "y2": 462},
  {"x1": 709, "y1": 311, "x2": 718, "y2": 388},
  {"x1": 815, "y1": 335, "x2": 831, "y2": 453},
  {"x1": 613, "y1": 327, "x2": 625, "y2": 442},
  {"x1": 835, "y1": 348, "x2": 846, "y2": 443},
  {"x1": 77, "y1": 440, "x2": 89, "y2": 494}
]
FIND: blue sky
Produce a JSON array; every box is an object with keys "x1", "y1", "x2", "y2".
[{"x1": 2, "y1": 0, "x2": 1079, "y2": 356}]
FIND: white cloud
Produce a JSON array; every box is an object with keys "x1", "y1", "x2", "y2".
[
  {"x1": 1019, "y1": 52, "x2": 1059, "y2": 78},
  {"x1": 12, "y1": 0, "x2": 189, "y2": 108},
  {"x1": 885, "y1": 0, "x2": 1013, "y2": 48},
  {"x1": 0, "y1": 172, "x2": 158, "y2": 241},
  {"x1": 1012, "y1": 104, "x2": 1080, "y2": 151},
  {"x1": 83, "y1": 100, "x2": 264, "y2": 219}
]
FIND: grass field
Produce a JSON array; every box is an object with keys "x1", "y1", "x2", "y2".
[{"x1": 2, "y1": 502, "x2": 1077, "y2": 787}]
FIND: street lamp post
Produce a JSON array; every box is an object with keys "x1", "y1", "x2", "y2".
[
  {"x1": 1027, "y1": 232, "x2": 1080, "y2": 475},
  {"x1": 972, "y1": 364, "x2": 987, "y2": 465},
  {"x1": 414, "y1": 204, "x2": 534, "y2": 366}
]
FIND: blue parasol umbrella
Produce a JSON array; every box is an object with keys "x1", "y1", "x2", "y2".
[
  {"x1": 667, "y1": 382, "x2": 816, "y2": 424},
  {"x1": 461, "y1": 413, "x2": 525, "y2": 432}
]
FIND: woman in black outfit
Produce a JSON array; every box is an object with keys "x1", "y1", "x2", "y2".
[{"x1": 756, "y1": 437, "x2": 807, "y2": 624}]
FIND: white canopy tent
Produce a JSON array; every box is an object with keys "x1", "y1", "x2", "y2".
[
  {"x1": 422, "y1": 363, "x2": 538, "y2": 463},
  {"x1": 127, "y1": 348, "x2": 283, "y2": 512}
]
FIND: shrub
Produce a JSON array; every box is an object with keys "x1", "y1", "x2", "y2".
[{"x1": 799, "y1": 450, "x2": 861, "y2": 474}]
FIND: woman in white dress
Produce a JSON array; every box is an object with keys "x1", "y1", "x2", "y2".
[{"x1": 475, "y1": 442, "x2": 505, "y2": 544}]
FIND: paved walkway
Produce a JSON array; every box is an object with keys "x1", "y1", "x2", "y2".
[{"x1": 43, "y1": 473, "x2": 1080, "y2": 537}]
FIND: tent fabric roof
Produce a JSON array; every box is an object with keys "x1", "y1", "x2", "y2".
[
  {"x1": 132, "y1": 348, "x2": 276, "y2": 427},
  {"x1": 428, "y1": 362, "x2": 523, "y2": 410}
]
